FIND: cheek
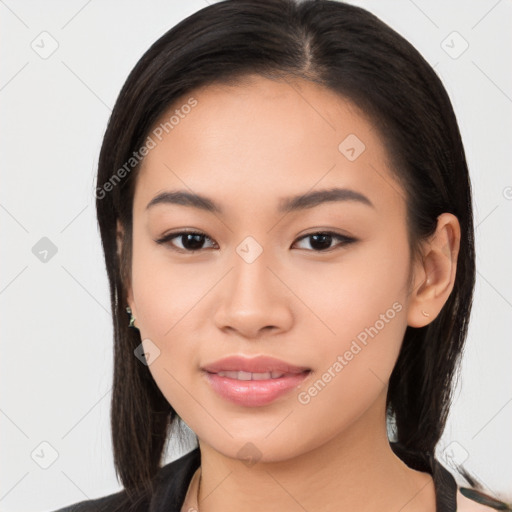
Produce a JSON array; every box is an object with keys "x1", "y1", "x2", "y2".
[
  {"x1": 291, "y1": 235, "x2": 411, "y2": 402},
  {"x1": 129, "y1": 237, "x2": 211, "y2": 409},
  {"x1": 130, "y1": 237, "x2": 212, "y2": 337},
  {"x1": 288, "y1": 234, "x2": 411, "y2": 348},
  {"x1": 292, "y1": 246, "x2": 409, "y2": 442}
]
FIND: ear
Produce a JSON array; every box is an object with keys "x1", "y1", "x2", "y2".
[
  {"x1": 407, "y1": 213, "x2": 461, "y2": 328},
  {"x1": 116, "y1": 220, "x2": 135, "y2": 314}
]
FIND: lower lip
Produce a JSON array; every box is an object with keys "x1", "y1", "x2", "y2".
[{"x1": 203, "y1": 371, "x2": 311, "y2": 407}]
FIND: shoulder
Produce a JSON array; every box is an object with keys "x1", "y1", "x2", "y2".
[
  {"x1": 456, "y1": 486, "x2": 511, "y2": 511},
  {"x1": 49, "y1": 447, "x2": 201, "y2": 512}
]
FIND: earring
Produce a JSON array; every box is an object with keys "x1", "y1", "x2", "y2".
[
  {"x1": 421, "y1": 310, "x2": 430, "y2": 317},
  {"x1": 126, "y1": 306, "x2": 137, "y2": 328}
]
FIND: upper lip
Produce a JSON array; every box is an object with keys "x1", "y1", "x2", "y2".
[{"x1": 201, "y1": 355, "x2": 310, "y2": 374}]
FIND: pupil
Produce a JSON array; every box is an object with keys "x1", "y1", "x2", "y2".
[
  {"x1": 183, "y1": 233, "x2": 204, "y2": 250},
  {"x1": 310, "y1": 233, "x2": 332, "y2": 251}
]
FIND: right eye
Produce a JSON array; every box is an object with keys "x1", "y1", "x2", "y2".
[{"x1": 155, "y1": 230, "x2": 217, "y2": 253}]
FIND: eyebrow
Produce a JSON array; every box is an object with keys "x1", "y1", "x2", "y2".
[{"x1": 145, "y1": 187, "x2": 374, "y2": 214}]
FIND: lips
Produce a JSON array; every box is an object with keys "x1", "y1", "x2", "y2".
[
  {"x1": 201, "y1": 355, "x2": 310, "y2": 375},
  {"x1": 201, "y1": 355, "x2": 311, "y2": 407},
  {"x1": 215, "y1": 370, "x2": 287, "y2": 380}
]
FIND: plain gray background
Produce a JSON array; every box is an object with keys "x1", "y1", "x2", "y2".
[{"x1": 1, "y1": 1, "x2": 511, "y2": 510}]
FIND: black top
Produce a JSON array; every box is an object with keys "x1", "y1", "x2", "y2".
[{"x1": 50, "y1": 442, "x2": 498, "y2": 512}]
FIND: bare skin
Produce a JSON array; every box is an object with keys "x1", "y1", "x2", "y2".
[
  {"x1": 182, "y1": 464, "x2": 495, "y2": 512},
  {"x1": 118, "y1": 75, "x2": 462, "y2": 511}
]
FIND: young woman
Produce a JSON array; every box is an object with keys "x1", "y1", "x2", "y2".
[{"x1": 53, "y1": 1, "x2": 510, "y2": 511}]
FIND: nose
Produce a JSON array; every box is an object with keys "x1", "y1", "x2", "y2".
[{"x1": 213, "y1": 248, "x2": 294, "y2": 339}]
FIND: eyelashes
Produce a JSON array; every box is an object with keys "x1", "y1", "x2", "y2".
[
  {"x1": 294, "y1": 232, "x2": 357, "y2": 252},
  {"x1": 154, "y1": 230, "x2": 357, "y2": 254},
  {"x1": 155, "y1": 230, "x2": 217, "y2": 252}
]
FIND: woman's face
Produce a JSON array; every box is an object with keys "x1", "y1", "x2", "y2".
[{"x1": 124, "y1": 75, "x2": 418, "y2": 461}]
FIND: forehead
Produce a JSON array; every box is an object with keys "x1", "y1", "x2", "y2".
[{"x1": 133, "y1": 75, "x2": 403, "y2": 218}]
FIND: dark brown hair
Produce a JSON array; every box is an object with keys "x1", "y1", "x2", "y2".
[{"x1": 96, "y1": 0, "x2": 481, "y2": 506}]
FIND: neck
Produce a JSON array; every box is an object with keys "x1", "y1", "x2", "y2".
[{"x1": 185, "y1": 392, "x2": 435, "y2": 512}]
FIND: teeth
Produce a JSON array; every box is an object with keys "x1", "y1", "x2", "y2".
[
  {"x1": 216, "y1": 370, "x2": 286, "y2": 380},
  {"x1": 252, "y1": 372, "x2": 272, "y2": 380}
]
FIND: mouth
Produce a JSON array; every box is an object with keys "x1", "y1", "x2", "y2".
[
  {"x1": 201, "y1": 355, "x2": 311, "y2": 407},
  {"x1": 213, "y1": 370, "x2": 299, "y2": 380},
  {"x1": 201, "y1": 354, "x2": 310, "y2": 375}
]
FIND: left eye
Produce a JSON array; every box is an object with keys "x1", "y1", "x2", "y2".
[
  {"x1": 155, "y1": 230, "x2": 356, "y2": 253},
  {"x1": 293, "y1": 232, "x2": 356, "y2": 251}
]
